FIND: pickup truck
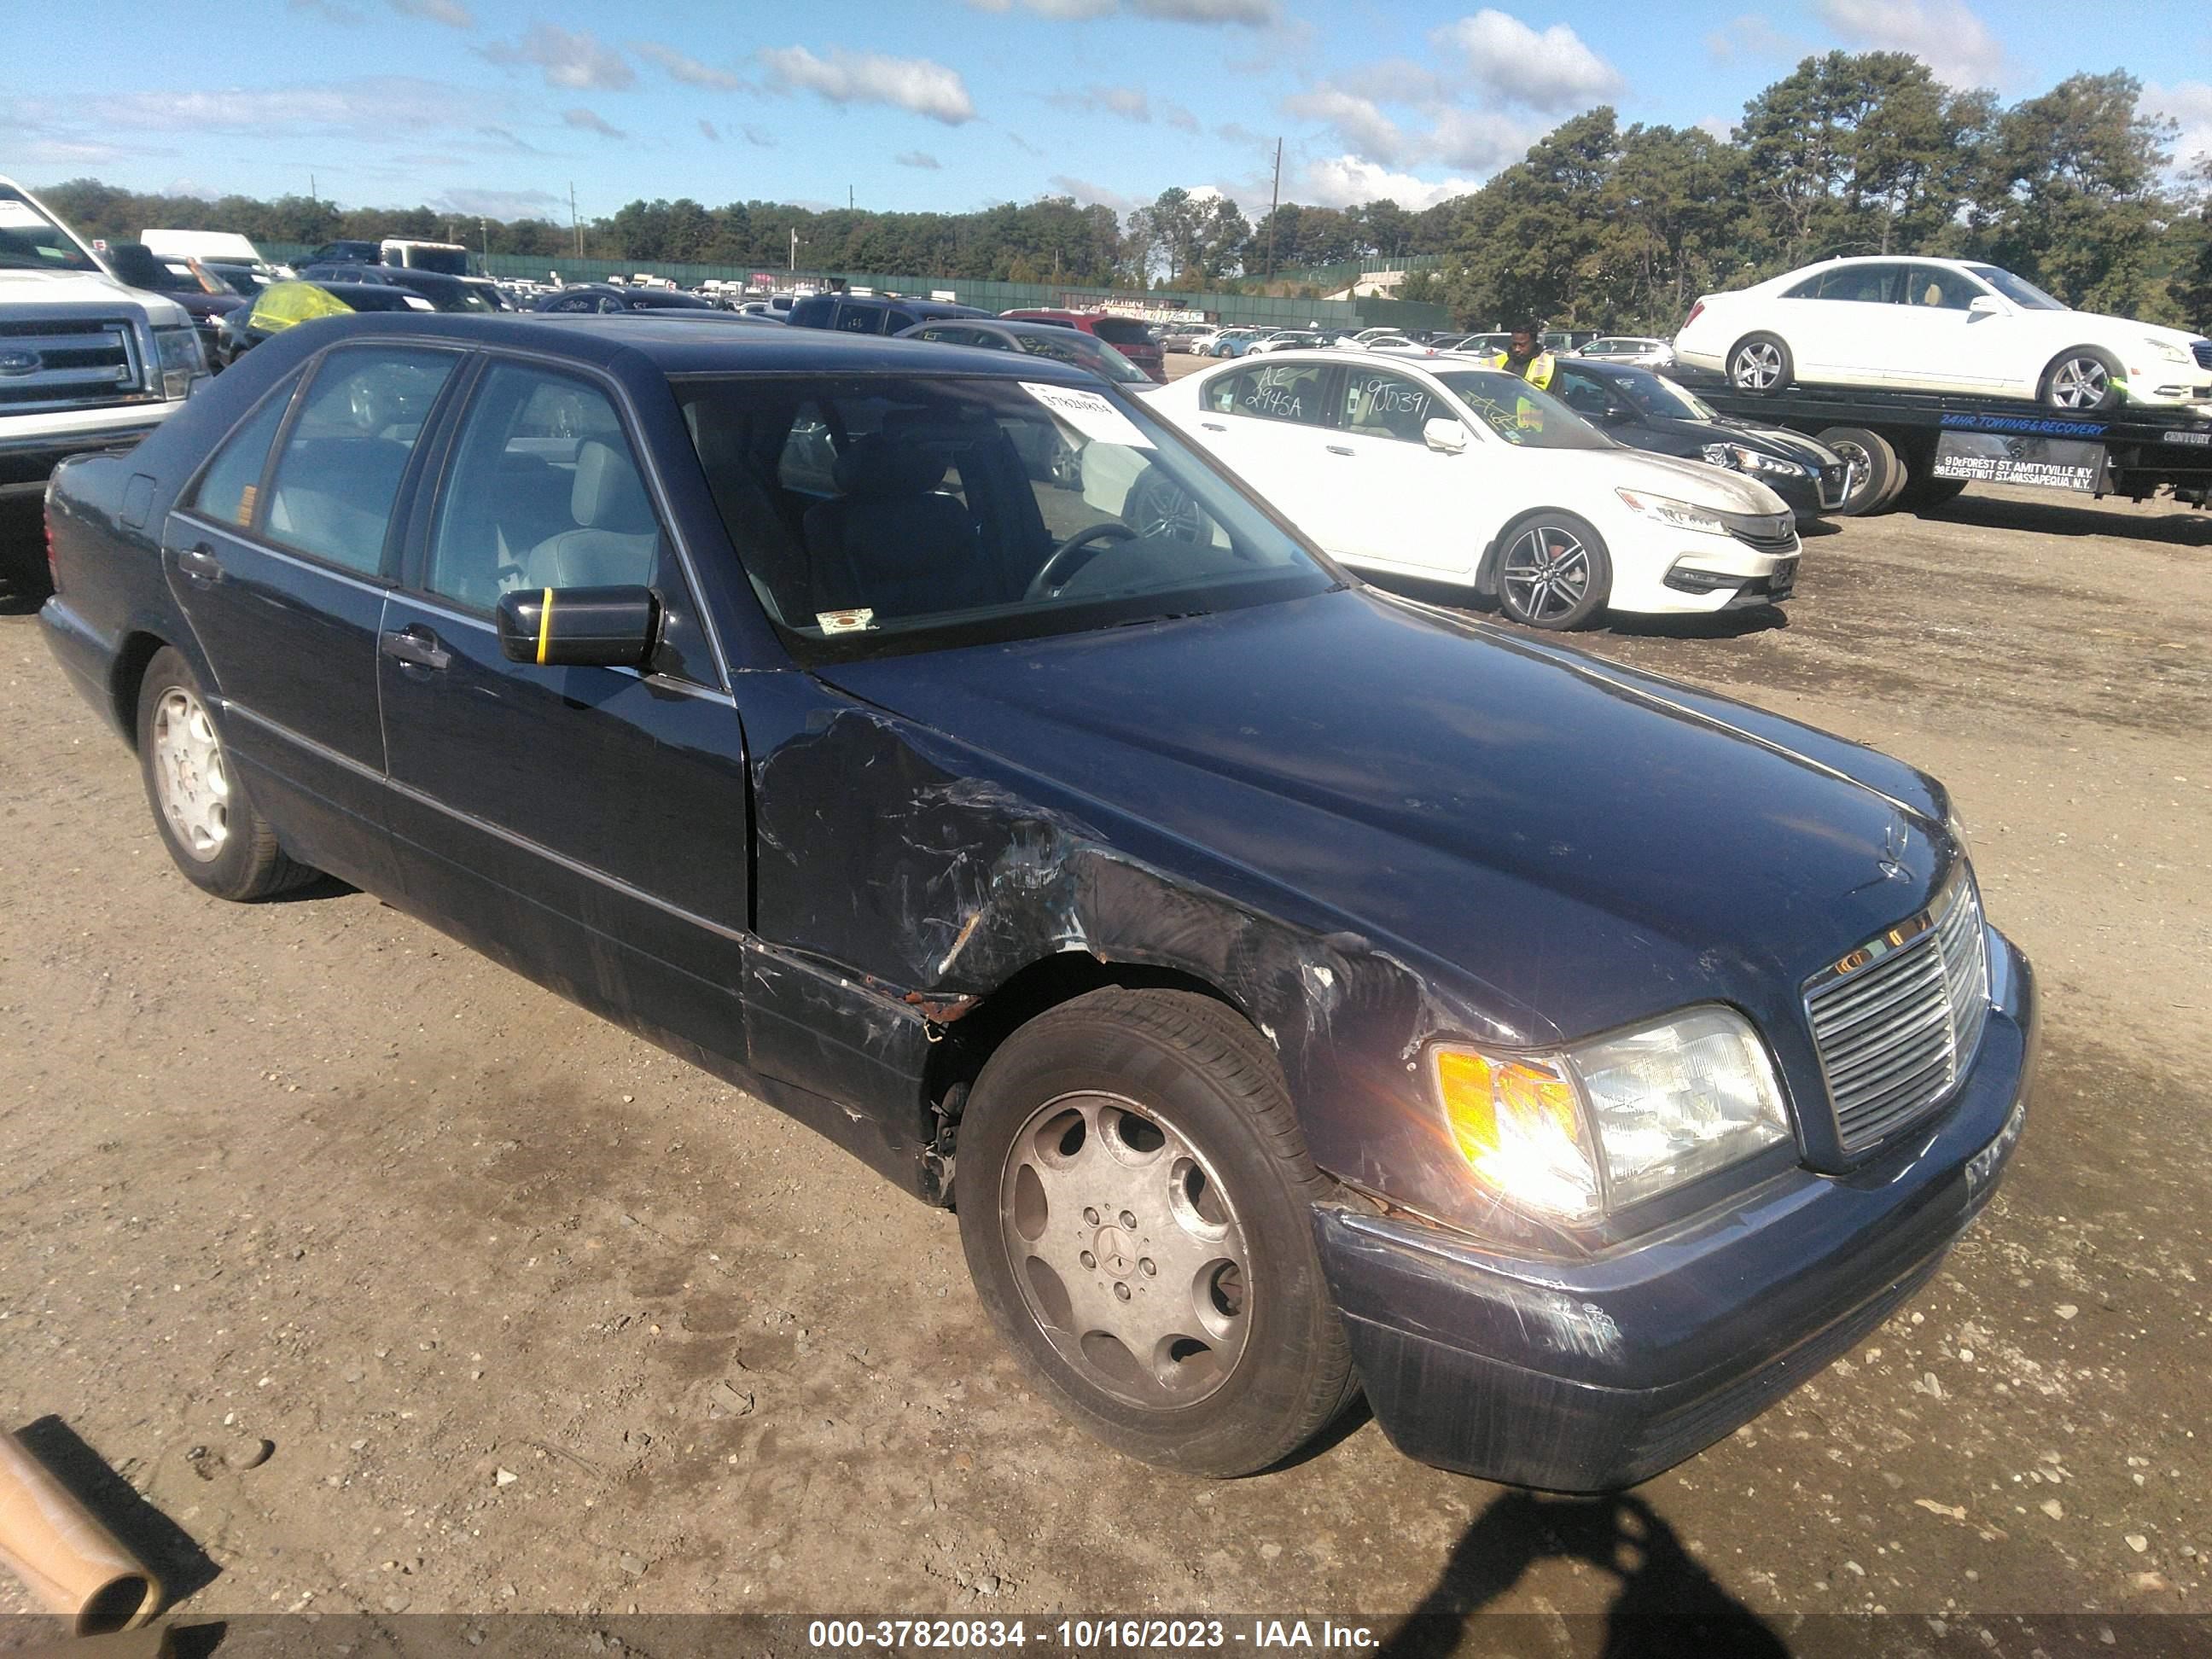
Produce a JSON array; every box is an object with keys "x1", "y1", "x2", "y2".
[{"x1": 2, "y1": 177, "x2": 207, "y2": 510}]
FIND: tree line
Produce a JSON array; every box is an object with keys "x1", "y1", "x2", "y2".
[{"x1": 36, "y1": 53, "x2": 2212, "y2": 333}]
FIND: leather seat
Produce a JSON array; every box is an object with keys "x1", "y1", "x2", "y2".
[
  {"x1": 801, "y1": 434, "x2": 992, "y2": 619},
  {"x1": 524, "y1": 439, "x2": 661, "y2": 589}
]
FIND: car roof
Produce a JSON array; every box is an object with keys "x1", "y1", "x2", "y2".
[{"x1": 257, "y1": 310, "x2": 1107, "y2": 382}]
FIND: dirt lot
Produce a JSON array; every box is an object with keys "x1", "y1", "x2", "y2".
[{"x1": 3, "y1": 423, "x2": 2210, "y2": 1643}]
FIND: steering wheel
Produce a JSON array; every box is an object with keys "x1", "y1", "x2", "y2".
[{"x1": 1027, "y1": 522, "x2": 1138, "y2": 598}]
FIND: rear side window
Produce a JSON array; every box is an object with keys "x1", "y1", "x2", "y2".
[
  {"x1": 263, "y1": 347, "x2": 458, "y2": 575},
  {"x1": 1209, "y1": 362, "x2": 1334, "y2": 426},
  {"x1": 835, "y1": 303, "x2": 881, "y2": 335},
  {"x1": 190, "y1": 381, "x2": 297, "y2": 527},
  {"x1": 787, "y1": 296, "x2": 833, "y2": 328},
  {"x1": 1090, "y1": 317, "x2": 1153, "y2": 349}
]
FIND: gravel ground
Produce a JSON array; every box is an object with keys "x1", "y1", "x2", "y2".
[{"x1": 1, "y1": 406, "x2": 2209, "y2": 1644}]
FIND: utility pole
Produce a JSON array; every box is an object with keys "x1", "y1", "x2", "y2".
[
  {"x1": 569, "y1": 182, "x2": 581, "y2": 259},
  {"x1": 1264, "y1": 137, "x2": 1282, "y2": 282},
  {"x1": 848, "y1": 185, "x2": 854, "y2": 211},
  {"x1": 479, "y1": 217, "x2": 488, "y2": 263},
  {"x1": 789, "y1": 225, "x2": 800, "y2": 273}
]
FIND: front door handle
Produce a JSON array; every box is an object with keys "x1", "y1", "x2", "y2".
[
  {"x1": 379, "y1": 626, "x2": 451, "y2": 672},
  {"x1": 177, "y1": 544, "x2": 223, "y2": 585},
  {"x1": 1200, "y1": 421, "x2": 1228, "y2": 432},
  {"x1": 1325, "y1": 445, "x2": 1355, "y2": 457}
]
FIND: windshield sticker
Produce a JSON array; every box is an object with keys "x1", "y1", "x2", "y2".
[
  {"x1": 816, "y1": 608, "x2": 876, "y2": 635},
  {"x1": 1020, "y1": 382, "x2": 1154, "y2": 449}
]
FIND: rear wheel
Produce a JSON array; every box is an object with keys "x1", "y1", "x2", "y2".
[
  {"x1": 1496, "y1": 513, "x2": 1611, "y2": 630},
  {"x1": 956, "y1": 989, "x2": 1357, "y2": 1477},
  {"x1": 136, "y1": 647, "x2": 318, "y2": 902},
  {"x1": 1727, "y1": 332, "x2": 1793, "y2": 395},
  {"x1": 1815, "y1": 426, "x2": 1902, "y2": 516},
  {"x1": 2040, "y1": 348, "x2": 2123, "y2": 413}
]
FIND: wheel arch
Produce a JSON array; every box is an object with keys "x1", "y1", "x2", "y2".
[{"x1": 109, "y1": 630, "x2": 173, "y2": 749}]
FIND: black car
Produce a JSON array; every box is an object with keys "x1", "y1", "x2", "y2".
[
  {"x1": 39, "y1": 314, "x2": 2034, "y2": 1491},
  {"x1": 103, "y1": 242, "x2": 245, "y2": 365},
  {"x1": 894, "y1": 317, "x2": 1153, "y2": 387},
  {"x1": 787, "y1": 293, "x2": 992, "y2": 335},
  {"x1": 1550, "y1": 358, "x2": 1853, "y2": 518},
  {"x1": 298, "y1": 264, "x2": 510, "y2": 314},
  {"x1": 532, "y1": 283, "x2": 719, "y2": 314},
  {"x1": 210, "y1": 281, "x2": 426, "y2": 368},
  {"x1": 306, "y1": 240, "x2": 382, "y2": 266}
]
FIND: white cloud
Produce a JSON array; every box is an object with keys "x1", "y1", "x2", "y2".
[
  {"x1": 1695, "y1": 114, "x2": 1738, "y2": 142},
  {"x1": 633, "y1": 42, "x2": 749, "y2": 92},
  {"x1": 439, "y1": 186, "x2": 565, "y2": 218},
  {"x1": 1333, "y1": 58, "x2": 1450, "y2": 105},
  {"x1": 1163, "y1": 102, "x2": 1200, "y2": 133},
  {"x1": 742, "y1": 124, "x2": 777, "y2": 148},
  {"x1": 1297, "y1": 154, "x2": 1481, "y2": 211},
  {"x1": 2144, "y1": 81, "x2": 2212, "y2": 172},
  {"x1": 1053, "y1": 84, "x2": 1153, "y2": 121},
  {"x1": 1813, "y1": 0, "x2": 2003, "y2": 87},
  {"x1": 482, "y1": 24, "x2": 634, "y2": 91},
  {"x1": 1434, "y1": 10, "x2": 1622, "y2": 111},
  {"x1": 389, "y1": 0, "x2": 473, "y2": 26},
  {"x1": 561, "y1": 106, "x2": 626, "y2": 139},
  {"x1": 162, "y1": 177, "x2": 223, "y2": 199},
  {"x1": 1704, "y1": 12, "x2": 1801, "y2": 62},
  {"x1": 476, "y1": 124, "x2": 539, "y2": 151},
  {"x1": 1049, "y1": 173, "x2": 1138, "y2": 213},
  {"x1": 288, "y1": 0, "x2": 364, "y2": 21},
  {"x1": 966, "y1": 0, "x2": 1275, "y2": 21},
  {"x1": 896, "y1": 150, "x2": 943, "y2": 169},
  {"x1": 760, "y1": 45, "x2": 977, "y2": 125},
  {"x1": 1427, "y1": 107, "x2": 1536, "y2": 172},
  {"x1": 1283, "y1": 87, "x2": 1410, "y2": 166},
  {"x1": 92, "y1": 78, "x2": 488, "y2": 137},
  {"x1": 698, "y1": 118, "x2": 720, "y2": 142}
]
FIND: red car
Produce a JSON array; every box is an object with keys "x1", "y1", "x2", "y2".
[{"x1": 998, "y1": 309, "x2": 1165, "y2": 382}]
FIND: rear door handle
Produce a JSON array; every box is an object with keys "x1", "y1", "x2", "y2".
[
  {"x1": 1200, "y1": 421, "x2": 1228, "y2": 432},
  {"x1": 379, "y1": 626, "x2": 451, "y2": 672},
  {"x1": 177, "y1": 544, "x2": 223, "y2": 585},
  {"x1": 1325, "y1": 445, "x2": 1355, "y2": 457}
]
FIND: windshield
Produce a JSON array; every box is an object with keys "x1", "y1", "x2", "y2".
[
  {"x1": 1010, "y1": 330, "x2": 1150, "y2": 386},
  {"x1": 1433, "y1": 370, "x2": 1616, "y2": 450},
  {"x1": 678, "y1": 373, "x2": 1336, "y2": 661},
  {"x1": 1612, "y1": 367, "x2": 1716, "y2": 422},
  {"x1": 0, "y1": 189, "x2": 102, "y2": 274},
  {"x1": 391, "y1": 244, "x2": 470, "y2": 276},
  {"x1": 1965, "y1": 265, "x2": 2064, "y2": 311}
]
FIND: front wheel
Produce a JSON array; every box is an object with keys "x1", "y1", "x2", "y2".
[
  {"x1": 136, "y1": 647, "x2": 318, "y2": 902},
  {"x1": 1496, "y1": 514, "x2": 1612, "y2": 630},
  {"x1": 2040, "y1": 348, "x2": 2123, "y2": 412},
  {"x1": 956, "y1": 989, "x2": 1358, "y2": 1477}
]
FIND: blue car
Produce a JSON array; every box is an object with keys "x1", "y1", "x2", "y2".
[{"x1": 40, "y1": 313, "x2": 2033, "y2": 1488}]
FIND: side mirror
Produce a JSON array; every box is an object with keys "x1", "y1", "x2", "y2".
[
  {"x1": 1423, "y1": 417, "x2": 1470, "y2": 455},
  {"x1": 1968, "y1": 294, "x2": 2003, "y2": 317},
  {"x1": 496, "y1": 585, "x2": 660, "y2": 668}
]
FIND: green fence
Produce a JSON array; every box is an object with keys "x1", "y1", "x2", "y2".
[{"x1": 261, "y1": 244, "x2": 1451, "y2": 333}]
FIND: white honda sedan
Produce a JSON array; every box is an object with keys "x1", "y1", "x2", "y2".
[
  {"x1": 1145, "y1": 352, "x2": 1800, "y2": 630},
  {"x1": 1675, "y1": 256, "x2": 2212, "y2": 412}
]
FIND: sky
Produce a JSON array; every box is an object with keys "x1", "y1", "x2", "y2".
[{"x1": 4, "y1": 0, "x2": 2209, "y2": 228}]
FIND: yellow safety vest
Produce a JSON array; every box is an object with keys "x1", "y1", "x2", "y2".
[{"x1": 1486, "y1": 350, "x2": 1557, "y2": 390}]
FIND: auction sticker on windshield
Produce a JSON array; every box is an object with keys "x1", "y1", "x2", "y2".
[{"x1": 1022, "y1": 382, "x2": 1153, "y2": 448}]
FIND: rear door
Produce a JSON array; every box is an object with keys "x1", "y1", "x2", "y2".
[
  {"x1": 1789, "y1": 264, "x2": 1906, "y2": 383},
  {"x1": 1187, "y1": 359, "x2": 1342, "y2": 524},
  {"x1": 162, "y1": 341, "x2": 466, "y2": 888},
  {"x1": 374, "y1": 354, "x2": 754, "y2": 1066}
]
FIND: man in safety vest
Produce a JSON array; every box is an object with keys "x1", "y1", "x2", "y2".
[{"x1": 1487, "y1": 321, "x2": 1556, "y2": 390}]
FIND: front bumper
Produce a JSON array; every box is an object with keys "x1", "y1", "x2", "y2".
[
  {"x1": 1, "y1": 408, "x2": 173, "y2": 498},
  {"x1": 1316, "y1": 926, "x2": 2036, "y2": 1493}
]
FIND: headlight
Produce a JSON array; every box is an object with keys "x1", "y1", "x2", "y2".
[
  {"x1": 1943, "y1": 806, "x2": 1973, "y2": 864},
  {"x1": 1698, "y1": 444, "x2": 1803, "y2": 478},
  {"x1": 2145, "y1": 338, "x2": 2191, "y2": 365},
  {"x1": 1432, "y1": 1005, "x2": 1790, "y2": 1220},
  {"x1": 152, "y1": 324, "x2": 206, "y2": 399},
  {"x1": 1615, "y1": 486, "x2": 1731, "y2": 537}
]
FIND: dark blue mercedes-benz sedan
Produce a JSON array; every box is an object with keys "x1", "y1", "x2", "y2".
[{"x1": 38, "y1": 312, "x2": 2034, "y2": 1489}]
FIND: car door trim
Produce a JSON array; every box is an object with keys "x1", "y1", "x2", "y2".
[{"x1": 222, "y1": 698, "x2": 752, "y2": 940}]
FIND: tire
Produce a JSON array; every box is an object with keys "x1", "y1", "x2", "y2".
[
  {"x1": 135, "y1": 647, "x2": 318, "y2": 902},
  {"x1": 1895, "y1": 474, "x2": 1969, "y2": 513},
  {"x1": 1814, "y1": 426, "x2": 1902, "y2": 516},
  {"x1": 1126, "y1": 465, "x2": 1205, "y2": 543},
  {"x1": 1726, "y1": 332, "x2": 1793, "y2": 395},
  {"x1": 1494, "y1": 512, "x2": 1612, "y2": 631},
  {"x1": 2040, "y1": 347, "x2": 2124, "y2": 413},
  {"x1": 956, "y1": 988, "x2": 1359, "y2": 1478}
]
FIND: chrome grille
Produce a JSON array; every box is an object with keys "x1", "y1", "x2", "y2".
[
  {"x1": 0, "y1": 317, "x2": 144, "y2": 411},
  {"x1": 1806, "y1": 876, "x2": 1989, "y2": 1153}
]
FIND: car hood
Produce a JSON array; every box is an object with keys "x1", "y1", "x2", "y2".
[
  {"x1": 1601, "y1": 444, "x2": 1792, "y2": 515},
  {"x1": 1638, "y1": 415, "x2": 1839, "y2": 467},
  {"x1": 0, "y1": 268, "x2": 185, "y2": 323},
  {"x1": 818, "y1": 587, "x2": 1952, "y2": 1045}
]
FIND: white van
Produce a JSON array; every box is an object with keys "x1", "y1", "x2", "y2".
[{"x1": 379, "y1": 239, "x2": 471, "y2": 275}]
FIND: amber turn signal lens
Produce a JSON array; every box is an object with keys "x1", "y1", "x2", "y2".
[{"x1": 1434, "y1": 1048, "x2": 1599, "y2": 1220}]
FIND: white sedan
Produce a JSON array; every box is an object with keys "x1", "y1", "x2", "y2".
[
  {"x1": 1144, "y1": 352, "x2": 1801, "y2": 630},
  {"x1": 1675, "y1": 256, "x2": 2212, "y2": 412}
]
